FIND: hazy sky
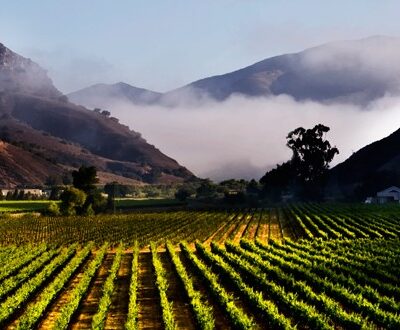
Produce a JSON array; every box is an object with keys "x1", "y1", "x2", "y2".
[{"x1": 1, "y1": 1, "x2": 400, "y2": 93}]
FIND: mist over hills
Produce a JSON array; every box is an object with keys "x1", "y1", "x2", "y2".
[
  {"x1": 2, "y1": 36, "x2": 400, "y2": 191},
  {"x1": 69, "y1": 36, "x2": 400, "y2": 108},
  {"x1": 0, "y1": 42, "x2": 193, "y2": 187},
  {"x1": 65, "y1": 36, "x2": 400, "y2": 186},
  {"x1": 68, "y1": 82, "x2": 161, "y2": 109}
]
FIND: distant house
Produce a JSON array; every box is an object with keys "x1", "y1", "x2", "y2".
[
  {"x1": 366, "y1": 186, "x2": 400, "y2": 204},
  {"x1": 0, "y1": 189, "x2": 13, "y2": 197},
  {"x1": 0, "y1": 188, "x2": 46, "y2": 198},
  {"x1": 22, "y1": 189, "x2": 43, "y2": 196},
  {"x1": 377, "y1": 186, "x2": 400, "y2": 203}
]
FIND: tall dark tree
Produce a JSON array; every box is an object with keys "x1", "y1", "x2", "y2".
[
  {"x1": 287, "y1": 124, "x2": 339, "y2": 184},
  {"x1": 72, "y1": 166, "x2": 99, "y2": 194},
  {"x1": 286, "y1": 124, "x2": 339, "y2": 199},
  {"x1": 104, "y1": 182, "x2": 129, "y2": 198},
  {"x1": 60, "y1": 165, "x2": 105, "y2": 215},
  {"x1": 261, "y1": 124, "x2": 338, "y2": 201},
  {"x1": 175, "y1": 187, "x2": 192, "y2": 201}
]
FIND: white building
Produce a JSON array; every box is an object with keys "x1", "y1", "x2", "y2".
[
  {"x1": 376, "y1": 186, "x2": 400, "y2": 203},
  {"x1": 0, "y1": 188, "x2": 46, "y2": 198}
]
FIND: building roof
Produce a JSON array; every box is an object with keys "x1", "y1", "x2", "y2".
[{"x1": 378, "y1": 186, "x2": 400, "y2": 194}]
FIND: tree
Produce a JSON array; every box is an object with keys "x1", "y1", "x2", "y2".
[
  {"x1": 45, "y1": 175, "x2": 63, "y2": 186},
  {"x1": 175, "y1": 187, "x2": 193, "y2": 201},
  {"x1": 12, "y1": 189, "x2": 19, "y2": 200},
  {"x1": 61, "y1": 166, "x2": 105, "y2": 215},
  {"x1": 60, "y1": 187, "x2": 87, "y2": 216},
  {"x1": 72, "y1": 166, "x2": 98, "y2": 194},
  {"x1": 6, "y1": 191, "x2": 13, "y2": 200},
  {"x1": 286, "y1": 124, "x2": 338, "y2": 200},
  {"x1": 104, "y1": 182, "x2": 123, "y2": 212},
  {"x1": 219, "y1": 179, "x2": 248, "y2": 193},
  {"x1": 144, "y1": 168, "x2": 162, "y2": 184},
  {"x1": 101, "y1": 110, "x2": 111, "y2": 117},
  {"x1": 17, "y1": 190, "x2": 25, "y2": 200},
  {"x1": 260, "y1": 124, "x2": 338, "y2": 201},
  {"x1": 260, "y1": 161, "x2": 295, "y2": 201},
  {"x1": 45, "y1": 201, "x2": 60, "y2": 216},
  {"x1": 196, "y1": 180, "x2": 219, "y2": 199},
  {"x1": 286, "y1": 124, "x2": 339, "y2": 184},
  {"x1": 104, "y1": 182, "x2": 129, "y2": 198},
  {"x1": 49, "y1": 187, "x2": 61, "y2": 200}
]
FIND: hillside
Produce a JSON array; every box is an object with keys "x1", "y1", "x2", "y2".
[
  {"x1": 0, "y1": 42, "x2": 193, "y2": 187},
  {"x1": 329, "y1": 127, "x2": 400, "y2": 198},
  {"x1": 68, "y1": 82, "x2": 161, "y2": 109}
]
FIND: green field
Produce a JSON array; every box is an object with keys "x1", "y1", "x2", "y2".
[
  {"x1": 0, "y1": 198, "x2": 184, "y2": 214},
  {"x1": 0, "y1": 204, "x2": 399, "y2": 329},
  {"x1": 0, "y1": 200, "x2": 56, "y2": 213}
]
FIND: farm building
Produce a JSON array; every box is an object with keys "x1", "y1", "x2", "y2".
[
  {"x1": 365, "y1": 186, "x2": 400, "y2": 204},
  {"x1": 0, "y1": 188, "x2": 46, "y2": 198}
]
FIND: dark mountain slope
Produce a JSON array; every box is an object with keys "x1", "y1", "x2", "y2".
[
  {"x1": 0, "y1": 140, "x2": 63, "y2": 187},
  {"x1": 329, "y1": 128, "x2": 400, "y2": 198},
  {"x1": 0, "y1": 42, "x2": 192, "y2": 187}
]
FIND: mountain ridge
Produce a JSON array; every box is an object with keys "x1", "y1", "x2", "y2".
[
  {"x1": 68, "y1": 82, "x2": 161, "y2": 109},
  {"x1": 68, "y1": 36, "x2": 400, "y2": 108},
  {"x1": 0, "y1": 42, "x2": 193, "y2": 187}
]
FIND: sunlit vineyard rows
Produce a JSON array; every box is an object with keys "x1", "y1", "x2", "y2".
[{"x1": 0, "y1": 204, "x2": 399, "y2": 329}]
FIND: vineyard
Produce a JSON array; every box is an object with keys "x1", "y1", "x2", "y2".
[{"x1": 0, "y1": 204, "x2": 399, "y2": 329}]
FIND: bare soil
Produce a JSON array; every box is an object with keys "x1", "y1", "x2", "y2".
[
  {"x1": 104, "y1": 252, "x2": 133, "y2": 329},
  {"x1": 160, "y1": 252, "x2": 196, "y2": 329},
  {"x1": 4, "y1": 250, "x2": 75, "y2": 329},
  {"x1": 137, "y1": 252, "x2": 163, "y2": 330},
  {"x1": 36, "y1": 253, "x2": 94, "y2": 329},
  {"x1": 69, "y1": 253, "x2": 115, "y2": 329},
  {"x1": 255, "y1": 211, "x2": 270, "y2": 243},
  {"x1": 269, "y1": 209, "x2": 283, "y2": 242},
  {"x1": 179, "y1": 250, "x2": 233, "y2": 330},
  {"x1": 203, "y1": 220, "x2": 230, "y2": 246},
  {"x1": 197, "y1": 251, "x2": 264, "y2": 329},
  {"x1": 232, "y1": 214, "x2": 253, "y2": 243},
  {"x1": 217, "y1": 214, "x2": 242, "y2": 244},
  {"x1": 243, "y1": 213, "x2": 260, "y2": 241}
]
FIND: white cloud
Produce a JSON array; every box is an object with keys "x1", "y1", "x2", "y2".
[
  {"x1": 22, "y1": 47, "x2": 119, "y2": 93},
  {"x1": 104, "y1": 93, "x2": 400, "y2": 181}
]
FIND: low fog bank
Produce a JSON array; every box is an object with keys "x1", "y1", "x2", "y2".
[{"x1": 105, "y1": 94, "x2": 400, "y2": 181}]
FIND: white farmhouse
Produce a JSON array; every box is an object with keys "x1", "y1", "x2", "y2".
[
  {"x1": 0, "y1": 188, "x2": 46, "y2": 198},
  {"x1": 376, "y1": 186, "x2": 400, "y2": 203}
]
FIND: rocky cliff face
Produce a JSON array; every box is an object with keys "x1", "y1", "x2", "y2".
[{"x1": 0, "y1": 43, "x2": 62, "y2": 99}]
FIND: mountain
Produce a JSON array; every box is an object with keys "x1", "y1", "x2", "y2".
[
  {"x1": 167, "y1": 36, "x2": 400, "y2": 105},
  {"x1": 68, "y1": 82, "x2": 161, "y2": 109},
  {"x1": 0, "y1": 43, "x2": 62, "y2": 99},
  {"x1": 0, "y1": 42, "x2": 193, "y2": 187},
  {"x1": 329, "y1": 127, "x2": 400, "y2": 199},
  {"x1": 69, "y1": 36, "x2": 400, "y2": 108}
]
